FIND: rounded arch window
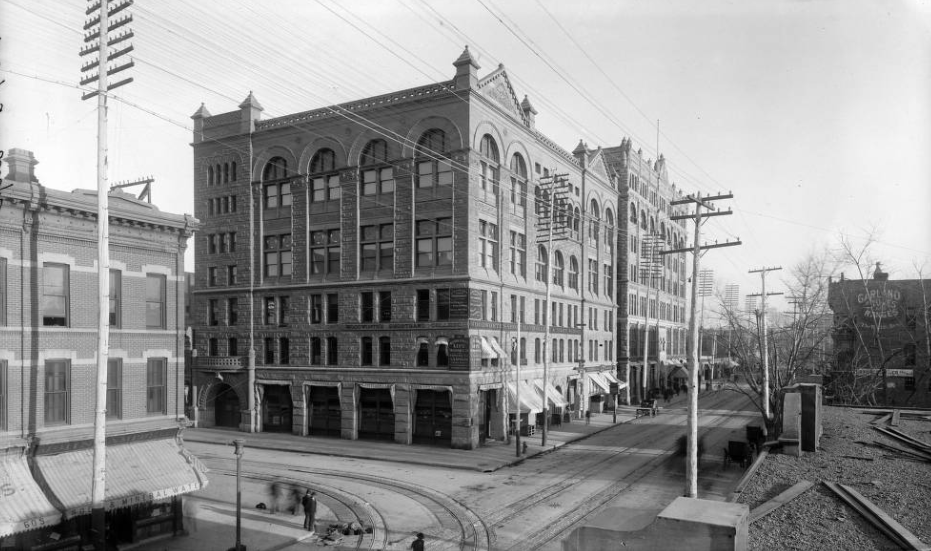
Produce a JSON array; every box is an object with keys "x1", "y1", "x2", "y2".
[
  {"x1": 630, "y1": 204, "x2": 637, "y2": 224},
  {"x1": 360, "y1": 139, "x2": 394, "y2": 196},
  {"x1": 573, "y1": 206, "x2": 581, "y2": 234},
  {"x1": 568, "y1": 256, "x2": 580, "y2": 290},
  {"x1": 535, "y1": 245, "x2": 549, "y2": 283},
  {"x1": 554, "y1": 251, "x2": 565, "y2": 286},
  {"x1": 640, "y1": 210, "x2": 648, "y2": 230},
  {"x1": 478, "y1": 134, "x2": 500, "y2": 199},
  {"x1": 589, "y1": 199, "x2": 601, "y2": 241},
  {"x1": 262, "y1": 156, "x2": 288, "y2": 181},
  {"x1": 510, "y1": 154, "x2": 528, "y2": 213},
  {"x1": 310, "y1": 148, "x2": 340, "y2": 202},
  {"x1": 415, "y1": 129, "x2": 452, "y2": 188},
  {"x1": 207, "y1": 166, "x2": 214, "y2": 186}
]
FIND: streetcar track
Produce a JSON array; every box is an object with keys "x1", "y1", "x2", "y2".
[{"x1": 203, "y1": 453, "x2": 491, "y2": 550}]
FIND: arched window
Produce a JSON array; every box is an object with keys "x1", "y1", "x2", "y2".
[
  {"x1": 262, "y1": 156, "x2": 288, "y2": 181},
  {"x1": 360, "y1": 139, "x2": 394, "y2": 196},
  {"x1": 553, "y1": 251, "x2": 565, "y2": 287},
  {"x1": 207, "y1": 166, "x2": 214, "y2": 186},
  {"x1": 535, "y1": 245, "x2": 548, "y2": 283},
  {"x1": 573, "y1": 206, "x2": 581, "y2": 235},
  {"x1": 478, "y1": 134, "x2": 500, "y2": 203},
  {"x1": 589, "y1": 199, "x2": 600, "y2": 242},
  {"x1": 534, "y1": 338, "x2": 541, "y2": 364},
  {"x1": 231, "y1": 162, "x2": 237, "y2": 181},
  {"x1": 415, "y1": 129, "x2": 452, "y2": 188},
  {"x1": 262, "y1": 156, "x2": 291, "y2": 212},
  {"x1": 630, "y1": 204, "x2": 637, "y2": 224},
  {"x1": 640, "y1": 210, "x2": 648, "y2": 230},
  {"x1": 416, "y1": 341, "x2": 429, "y2": 367},
  {"x1": 310, "y1": 148, "x2": 340, "y2": 203},
  {"x1": 437, "y1": 338, "x2": 449, "y2": 367},
  {"x1": 650, "y1": 217, "x2": 655, "y2": 235},
  {"x1": 510, "y1": 153, "x2": 527, "y2": 216},
  {"x1": 223, "y1": 163, "x2": 230, "y2": 183},
  {"x1": 569, "y1": 256, "x2": 579, "y2": 290}
]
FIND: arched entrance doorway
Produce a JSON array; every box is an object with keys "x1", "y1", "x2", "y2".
[
  {"x1": 214, "y1": 383, "x2": 240, "y2": 428},
  {"x1": 262, "y1": 385, "x2": 293, "y2": 433}
]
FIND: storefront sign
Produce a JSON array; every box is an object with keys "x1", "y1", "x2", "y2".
[
  {"x1": 856, "y1": 286, "x2": 901, "y2": 322},
  {"x1": 447, "y1": 335, "x2": 470, "y2": 369},
  {"x1": 887, "y1": 369, "x2": 914, "y2": 377}
]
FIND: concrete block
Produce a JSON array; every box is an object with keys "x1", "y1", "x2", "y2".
[{"x1": 561, "y1": 497, "x2": 749, "y2": 551}]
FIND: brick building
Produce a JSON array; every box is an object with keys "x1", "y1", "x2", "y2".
[
  {"x1": 0, "y1": 149, "x2": 206, "y2": 548},
  {"x1": 603, "y1": 143, "x2": 689, "y2": 402},
  {"x1": 828, "y1": 268, "x2": 931, "y2": 407},
  {"x1": 189, "y1": 47, "x2": 629, "y2": 449}
]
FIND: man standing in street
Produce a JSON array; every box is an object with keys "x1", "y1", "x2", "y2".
[
  {"x1": 301, "y1": 490, "x2": 317, "y2": 533},
  {"x1": 410, "y1": 532, "x2": 425, "y2": 551}
]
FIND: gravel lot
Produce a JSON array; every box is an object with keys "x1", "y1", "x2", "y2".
[{"x1": 735, "y1": 406, "x2": 931, "y2": 551}]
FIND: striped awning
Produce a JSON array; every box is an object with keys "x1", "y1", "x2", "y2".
[
  {"x1": 507, "y1": 381, "x2": 543, "y2": 414},
  {"x1": 533, "y1": 380, "x2": 569, "y2": 408},
  {"x1": 34, "y1": 438, "x2": 209, "y2": 519},
  {"x1": 588, "y1": 372, "x2": 611, "y2": 394},
  {"x1": 602, "y1": 371, "x2": 628, "y2": 390},
  {"x1": 480, "y1": 337, "x2": 497, "y2": 360},
  {"x1": 0, "y1": 452, "x2": 61, "y2": 537}
]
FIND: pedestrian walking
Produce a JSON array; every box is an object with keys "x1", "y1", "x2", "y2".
[
  {"x1": 675, "y1": 384, "x2": 681, "y2": 397},
  {"x1": 585, "y1": 410, "x2": 591, "y2": 425},
  {"x1": 288, "y1": 485, "x2": 303, "y2": 514},
  {"x1": 301, "y1": 490, "x2": 317, "y2": 532},
  {"x1": 182, "y1": 498, "x2": 199, "y2": 534},
  {"x1": 410, "y1": 532, "x2": 425, "y2": 551},
  {"x1": 268, "y1": 481, "x2": 282, "y2": 514}
]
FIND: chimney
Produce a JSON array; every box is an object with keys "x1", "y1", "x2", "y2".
[
  {"x1": 520, "y1": 95, "x2": 537, "y2": 128},
  {"x1": 5, "y1": 148, "x2": 39, "y2": 183},
  {"x1": 239, "y1": 92, "x2": 264, "y2": 134},
  {"x1": 572, "y1": 140, "x2": 588, "y2": 168},
  {"x1": 453, "y1": 46, "x2": 480, "y2": 90},
  {"x1": 190, "y1": 103, "x2": 212, "y2": 145}
]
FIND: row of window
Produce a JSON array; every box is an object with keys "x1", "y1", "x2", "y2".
[
  {"x1": 629, "y1": 326, "x2": 687, "y2": 357},
  {"x1": 207, "y1": 161, "x2": 238, "y2": 186},
  {"x1": 208, "y1": 232, "x2": 238, "y2": 255},
  {"x1": 207, "y1": 195, "x2": 238, "y2": 216},
  {"x1": 0, "y1": 358, "x2": 168, "y2": 428},
  {"x1": 627, "y1": 293, "x2": 687, "y2": 323},
  {"x1": 37, "y1": 264, "x2": 166, "y2": 329}
]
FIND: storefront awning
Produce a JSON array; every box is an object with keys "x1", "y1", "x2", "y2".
[
  {"x1": 670, "y1": 366, "x2": 690, "y2": 379},
  {"x1": 489, "y1": 337, "x2": 508, "y2": 359},
  {"x1": 507, "y1": 381, "x2": 543, "y2": 414},
  {"x1": 0, "y1": 452, "x2": 62, "y2": 537},
  {"x1": 588, "y1": 372, "x2": 611, "y2": 394},
  {"x1": 602, "y1": 371, "x2": 628, "y2": 391},
  {"x1": 34, "y1": 438, "x2": 209, "y2": 519},
  {"x1": 480, "y1": 337, "x2": 497, "y2": 360},
  {"x1": 533, "y1": 380, "x2": 569, "y2": 408}
]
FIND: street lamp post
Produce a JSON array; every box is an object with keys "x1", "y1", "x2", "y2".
[{"x1": 231, "y1": 439, "x2": 245, "y2": 551}]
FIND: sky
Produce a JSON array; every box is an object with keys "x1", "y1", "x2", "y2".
[{"x1": 2, "y1": 0, "x2": 930, "y2": 315}]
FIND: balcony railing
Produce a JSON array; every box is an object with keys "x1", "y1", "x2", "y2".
[{"x1": 197, "y1": 356, "x2": 246, "y2": 369}]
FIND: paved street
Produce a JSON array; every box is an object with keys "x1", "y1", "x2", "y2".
[{"x1": 130, "y1": 386, "x2": 758, "y2": 551}]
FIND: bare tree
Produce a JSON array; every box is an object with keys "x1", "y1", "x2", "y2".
[{"x1": 716, "y1": 252, "x2": 833, "y2": 435}]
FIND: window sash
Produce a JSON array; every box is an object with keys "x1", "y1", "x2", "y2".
[
  {"x1": 106, "y1": 359, "x2": 122, "y2": 420},
  {"x1": 146, "y1": 359, "x2": 167, "y2": 414},
  {"x1": 42, "y1": 263, "x2": 69, "y2": 326},
  {"x1": 145, "y1": 274, "x2": 166, "y2": 329},
  {"x1": 44, "y1": 360, "x2": 70, "y2": 424}
]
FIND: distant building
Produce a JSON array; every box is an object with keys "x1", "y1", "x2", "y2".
[
  {"x1": 601, "y1": 144, "x2": 689, "y2": 400},
  {"x1": 828, "y1": 269, "x2": 930, "y2": 407},
  {"x1": 724, "y1": 283, "x2": 740, "y2": 312},
  {"x1": 0, "y1": 149, "x2": 206, "y2": 548}
]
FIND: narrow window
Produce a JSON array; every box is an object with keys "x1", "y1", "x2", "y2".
[
  {"x1": 436, "y1": 289, "x2": 450, "y2": 320},
  {"x1": 416, "y1": 290, "x2": 430, "y2": 321},
  {"x1": 361, "y1": 292, "x2": 374, "y2": 322},
  {"x1": 45, "y1": 360, "x2": 70, "y2": 425},
  {"x1": 42, "y1": 263, "x2": 70, "y2": 326},
  {"x1": 145, "y1": 273, "x2": 166, "y2": 329},
  {"x1": 327, "y1": 294, "x2": 339, "y2": 323},
  {"x1": 107, "y1": 269, "x2": 121, "y2": 327},
  {"x1": 327, "y1": 337, "x2": 338, "y2": 365},
  {"x1": 437, "y1": 342, "x2": 449, "y2": 367},
  {"x1": 228, "y1": 298, "x2": 238, "y2": 325},
  {"x1": 417, "y1": 343, "x2": 429, "y2": 367},
  {"x1": 229, "y1": 337, "x2": 238, "y2": 356},
  {"x1": 361, "y1": 337, "x2": 373, "y2": 366},
  {"x1": 146, "y1": 358, "x2": 167, "y2": 415},
  {"x1": 264, "y1": 337, "x2": 275, "y2": 364},
  {"x1": 379, "y1": 337, "x2": 391, "y2": 365},
  {"x1": 310, "y1": 294, "x2": 323, "y2": 324},
  {"x1": 379, "y1": 291, "x2": 392, "y2": 322},
  {"x1": 0, "y1": 361, "x2": 7, "y2": 429},
  {"x1": 280, "y1": 337, "x2": 290, "y2": 365}
]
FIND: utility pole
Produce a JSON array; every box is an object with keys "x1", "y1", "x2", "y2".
[
  {"x1": 512, "y1": 318, "x2": 522, "y2": 457},
  {"x1": 81, "y1": 1, "x2": 134, "y2": 549},
  {"x1": 669, "y1": 191, "x2": 740, "y2": 498},
  {"x1": 640, "y1": 234, "x2": 663, "y2": 402},
  {"x1": 748, "y1": 266, "x2": 783, "y2": 423},
  {"x1": 536, "y1": 172, "x2": 570, "y2": 446}
]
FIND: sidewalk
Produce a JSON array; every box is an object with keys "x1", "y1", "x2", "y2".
[
  {"x1": 130, "y1": 390, "x2": 700, "y2": 551},
  {"x1": 182, "y1": 389, "x2": 696, "y2": 473}
]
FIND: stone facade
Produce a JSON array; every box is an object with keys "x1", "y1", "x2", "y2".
[{"x1": 190, "y1": 48, "x2": 659, "y2": 449}]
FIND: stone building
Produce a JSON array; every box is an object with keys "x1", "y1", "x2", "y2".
[
  {"x1": 0, "y1": 149, "x2": 206, "y2": 549},
  {"x1": 828, "y1": 267, "x2": 930, "y2": 407},
  {"x1": 189, "y1": 47, "x2": 625, "y2": 449},
  {"x1": 602, "y1": 144, "x2": 690, "y2": 402}
]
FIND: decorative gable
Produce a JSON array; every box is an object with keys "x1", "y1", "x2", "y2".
[{"x1": 477, "y1": 65, "x2": 525, "y2": 123}]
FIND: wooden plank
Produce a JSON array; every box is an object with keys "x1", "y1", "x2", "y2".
[
  {"x1": 885, "y1": 427, "x2": 931, "y2": 453},
  {"x1": 892, "y1": 409, "x2": 901, "y2": 426},
  {"x1": 749, "y1": 480, "x2": 814, "y2": 523},
  {"x1": 870, "y1": 440, "x2": 931, "y2": 462},
  {"x1": 871, "y1": 413, "x2": 893, "y2": 426},
  {"x1": 840, "y1": 484, "x2": 931, "y2": 551},
  {"x1": 874, "y1": 428, "x2": 931, "y2": 460},
  {"x1": 823, "y1": 482, "x2": 907, "y2": 548}
]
